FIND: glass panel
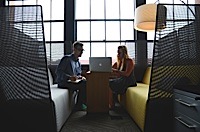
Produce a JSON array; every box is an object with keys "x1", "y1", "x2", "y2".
[
  {"x1": 51, "y1": 22, "x2": 64, "y2": 41},
  {"x1": 106, "y1": 42, "x2": 120, "y2": 64},
  {"x1": 91, "y1": 21, "x2": 105, "y2": 41},
  {"x1": 52, "y1": 0, "x2": 64, "y2": 20},
  {"x1": 75, "y1": 0, "x2": 90, "y2": 19},
  {"x1": 147, "y1": 0, "x2": 195, "y2": 4},
  {"x1": 46, "y1": 43, "x2": 64, "y2": 65},
  {"x1": 23, "y1": 0, "x2": 37, "y2": 5},
  {"x1": 121, "y1": 21, "x2": 134, "y2": 40},
  {"x1": 44, "y1": 22, "x2": 50, "y2": 41},
  {"x1": 147, "y1": 31, "x2": 155, "y2": 40},
  {"x1": 120, "y1": 0, "x2": 134, "y2": 19},
  {"x1": 91, "y1": 0, "x2": 104, "y2": 19},
  {"x1": 7, "y1": 1, "x2": 22, "y2": 5},
  {"x1": 91, "y1": 42, "x2": 105, "y2": 57},
  {"x1": 172, "y1": 6, "x2": 195, "y2": 20},
  {"x1": 79, "y1": 42, "x2": 90, "y2": 64},
  {"x1": 196, "y1": 0, "x2": 200, "y2": 4},
  {"x1": 187, "y1": 0, "x2": 195, "y2": 4},
  {"x1": 147, "y1": 42, "x2": 154, "y2": 64},
  {"x1": 125, "y1": 42, "x2": 136, "y2": 60},
  {"x1": 173, "y1": 0, "x2": 195, "y2": 4},
  {"x1": 106, "y1": 21, "x2": 120, "y2": 40},
  {"x1": 77, "y1": 22, "x2": 90, "y2": 41},
  {"x1": 174, "y1": 0, "x2": 185, "y2": 4},
  {"x1": 51, "y1": 43, "x2": 64, "y2": 64},
  {"x1": 38, "y1": 0, "x2": 50, "y2": 20},
  {"x1": 146, "y1": 0, "x2": 172, "y2": 4},
  {"x1": 106, "y1": 0, "x2": 119, "y2": 19},
  {"x1": 45, "y1": 43, "x2": 51, "y2": 65}
]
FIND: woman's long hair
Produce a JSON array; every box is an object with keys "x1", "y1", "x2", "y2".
[{"x1": 117, "y1": 45, "x2": 129, "y2": 71}]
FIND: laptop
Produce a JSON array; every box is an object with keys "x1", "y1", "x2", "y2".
[{"x1": 89, "y1": 57, "x2": 112, "y2": 72}]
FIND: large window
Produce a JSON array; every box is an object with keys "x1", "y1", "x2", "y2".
[
  {"x1": 6, "y1": 0, "x2": 64, "y2": 65},
  {"x1": 7, "y1": 0, "x2": 186, "y2": 65},
  {"x1": 75, "y1": 0, "x2": 136, "y2": 64}
]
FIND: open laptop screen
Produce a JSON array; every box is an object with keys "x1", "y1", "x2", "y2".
[{"x1": 89, "y1": 57, "x2": 112, "y2": 72}]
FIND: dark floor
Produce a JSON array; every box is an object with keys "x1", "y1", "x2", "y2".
[{"x1": 60, "y1": 106, "x2": 141, "y2": 132}]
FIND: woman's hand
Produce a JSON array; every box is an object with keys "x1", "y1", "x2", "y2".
[
  {"x1": 112, "y1": 68, "x2": 118, "y2": 72},
  {"x1": 110, "y1": 69, "x2": 121, "y2": 79}
]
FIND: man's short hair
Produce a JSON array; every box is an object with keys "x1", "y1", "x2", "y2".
[{"x1": 73, "y1": 41, "x2": 83, "y2": 49}]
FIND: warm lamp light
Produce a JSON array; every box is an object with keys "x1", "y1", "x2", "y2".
[{"x1": 134, "y1": 4, "x2": 166, "y2": 32}]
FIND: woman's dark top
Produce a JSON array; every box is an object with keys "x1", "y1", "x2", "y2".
[{"x1": 109, "y1": 59, "x2": 137, "y2": 94}]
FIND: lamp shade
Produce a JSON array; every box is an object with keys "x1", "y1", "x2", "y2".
[{"x1": 134, "y1": 4, "x2": 166, "y2": 32}]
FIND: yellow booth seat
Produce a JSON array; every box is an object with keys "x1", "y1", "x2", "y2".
[{"x1": 123, "y1": 67, "x2": 151, "y2": 132}]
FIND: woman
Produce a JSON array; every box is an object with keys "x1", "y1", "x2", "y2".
[{"x1": 109, "y1": 45, "x2": 137, "y2": 108}]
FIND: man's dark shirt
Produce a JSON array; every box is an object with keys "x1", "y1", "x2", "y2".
[{"x1": 56, "y1": 54, "x2": 82, "y2": 84}]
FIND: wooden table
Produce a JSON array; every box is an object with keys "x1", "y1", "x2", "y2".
[{"x1": 86, "y1": 71, "x2": 110, "y2": 113}]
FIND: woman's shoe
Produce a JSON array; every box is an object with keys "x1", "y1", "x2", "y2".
[{"x1": 109, "y1": 103, "x2": 115, "y2": 110}]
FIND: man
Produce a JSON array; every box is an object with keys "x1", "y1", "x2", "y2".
[{"x1": 56, "y1": 41, "x2": 87, "y2": 110}]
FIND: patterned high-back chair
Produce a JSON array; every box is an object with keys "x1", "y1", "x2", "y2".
[
  {"x1": 0, "y1": 6, "x2": 56, "y2": 132},
  {"x1": 145, "y1": 4, "x2": 200, "y2": 132}
]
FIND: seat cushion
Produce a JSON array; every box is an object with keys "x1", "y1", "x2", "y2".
[
  {"x1": 125, "y1": 83, "x2": 149, "y2": 131},
  {"x1": 50, "y1": 85, "x2": 74, "y2": 132},
  {"x1": 142, "y1": 67, "x2": 151, "y2": 85},
  {"x1": 48, "y1": 68, "x2": 54, "y2": 86}
]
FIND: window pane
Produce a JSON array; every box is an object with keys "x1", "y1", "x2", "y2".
[
  {"x1": 196, "y1": 0, "x2": 200, "y2": 4},
  {"x1": 77, "y1": 22, "x2": 90, "y2": 41},
  {"x1": 106, "y1": 43, "x2": 120, "y2": 64},
  {"x1": 79, "y1": 42, "x2": 90, "y2": 64},
  {"x1": 147, "y1": 0, "x2": 172, "y2": 4},
  {"x1": 7, "y1": 1, "x2": 22, "y2": 5},
  {"x1": 147, "y1": 0, "x2": 195, "y2": 4},
  {"x1": 173, "y1": 0, "x2": 195, "y2": 4},
  {"x1": 187, "y1": 0, "x2": 195, "y2": 4},
  {"x1": 46, "y1": 43, "x2": 51, "y2": 65},
  {"x1": 51, "y1": 22, "x2": 64, "y2": 41},
  {"x1": 44, "y1": 22, "x2": 50, "y2": 41},
  {"x1": 38, "y1": 0, "x2": 50, "y2": 20},
  {"x1": 125, "y1": 42, "x2": 136, "y2": 59},
  {"x1": 91, "y1": 21, "x2": 105, "y2": 41},
  {"x1": 120, "y1": 0, "x2": 134, "y2": 19},
  {"x1": 23, "y1": 0, "x2": 36, "y2": 5},
  {"x1": 91, "y1": 42, "x2": 105, "y2": 57},
  {"x1": 91, "y1": 0, "x2": 104, "y2": 19},
  {"x1": 75, "y1": 0, "x2": 90, "y2": 19},
  {"x1": 106, "y1": 21, "x2": 120, "y2": 40},
  {"x1": 52, "y1": 0, "x2": 64, "y2": 20},
  {"x1": 46, "y1": 43, "x2": 64, "y2": 64},
  {"x1": 121, "y1": 21, "x2": 134, "y2": 40},
  {"x1": 147, "y1": 31, "x2": 155, "y2": 40},
  {"x1": 106, "y1": 0, "x2": 119, "y2": 19},
  {"x1": 52, "y1": 43, "x2": 64, "y2": 63},
  {"x1": 147, "y1": 42, "x2": 154, "y2": 64}
]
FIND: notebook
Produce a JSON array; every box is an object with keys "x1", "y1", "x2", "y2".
[{"x1": 89, "y1": 57, "x2": 112, "y2": 72}]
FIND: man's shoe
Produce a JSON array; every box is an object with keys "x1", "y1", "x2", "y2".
[{"x1": 82, "y1": 104, "x2": 87, "y2": 111}]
